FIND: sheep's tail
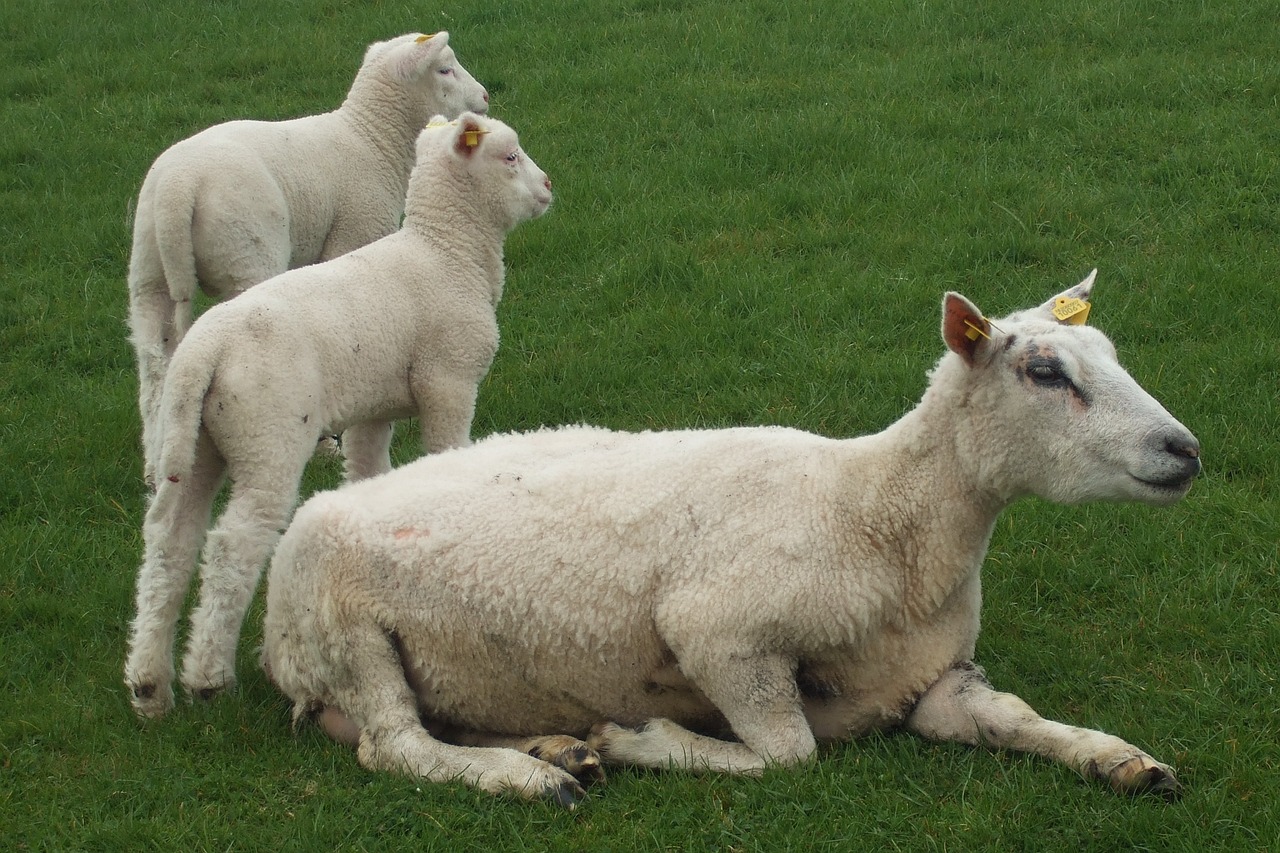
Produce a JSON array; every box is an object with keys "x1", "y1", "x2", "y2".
[
  {"x1": 155, "y1": 327, "x2": 224, "y2": 483},
  {"x1": 150, "y1": 169, "x2": 202, "y2": 342}
]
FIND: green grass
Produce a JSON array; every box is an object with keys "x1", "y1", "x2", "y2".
[{"x1": 2, "y1": 0, "x2": 1277, "y2": 849}]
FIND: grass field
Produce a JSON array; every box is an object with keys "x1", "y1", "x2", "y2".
[{"x1": 2, "y1": 0, "x2": 1277, "y2": 849}]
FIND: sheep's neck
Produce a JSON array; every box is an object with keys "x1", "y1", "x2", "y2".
[
  {"x1": 834, "y1": 404, "x2": 1008, "y2": 624},
  {"x1": 404, "y1": 215, "x2": 506, "y2": 305},
  {"x1": 339, "y1": 95, "x2": 420, "y2": 189}
]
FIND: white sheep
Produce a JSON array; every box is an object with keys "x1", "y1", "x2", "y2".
[
  {"x1": 124, "y1": 112, "x2": 552, "y2": 718},
  {"x1": 261, "y1": 271, "x2": 1201, "y2": 805},
  {"x1": 127, "y1": 31, "x2": 489, "y2": 488}
]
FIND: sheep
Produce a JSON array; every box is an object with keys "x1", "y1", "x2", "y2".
[
  {"x1": 124, "y1": 111, "x2": 552, "y2": 719},
  {"x1": 127, "y1": 31, "x2": 490, "y2": 488},
  {"x1": 260, "y1": 271, "x2": 1202, "y2": 806}
]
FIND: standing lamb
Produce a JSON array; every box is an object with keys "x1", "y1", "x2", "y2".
[
  {"x1": 128, "y1": 31, "x2": 489, "y2": 488},
  {"x1": 262, "y1": 271, "x2": 1201, "y2": 806},
  {"x1": 124, "y1": 112, "x2": 552, "y2": 718}
]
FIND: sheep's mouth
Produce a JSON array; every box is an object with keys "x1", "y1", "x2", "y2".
[{"x1": 1131, "y1": 473, "x2": 1195, "y2": 496}]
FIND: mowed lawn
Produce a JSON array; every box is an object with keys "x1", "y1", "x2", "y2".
[{"x1": 2, "y1": 0, "x2": 1277, "y2": 849}]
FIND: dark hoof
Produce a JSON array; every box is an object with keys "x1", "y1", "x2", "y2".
[
  {"x1": 1134, "y1": 766, "x2": 1182, "y2": 802},
  {"x1": 546, "y1": 779, "x2": 585, "y2": 810}
]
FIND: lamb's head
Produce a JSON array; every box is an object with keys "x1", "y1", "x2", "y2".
[
  {"x1": 411, "y1": 112, "x2": 553, "y2": 231},
  {"x1": 363, "y1": 32, "x2": 489, "y2": 122},
  {"x1": 935, "y1": 269, "x2": 1200, "y2": 506}
]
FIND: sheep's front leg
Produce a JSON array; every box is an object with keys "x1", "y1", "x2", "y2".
[
  {"x1": 412, "y1": 367, "x2": 482, "y2": 454},
  {"x1": 906, "y1": 661, "x2": 1180, "y2": 799},
  {"x1": 341, "y1": 420, "x2": 394, "y2": 482},
  {"x1": 591, "y1": 652, "x2": 816, "y2": 774},
  {"x1": 449, "y1": 731, "x2": 606, "y2": 786}
]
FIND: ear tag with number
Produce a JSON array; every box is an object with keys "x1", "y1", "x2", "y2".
[{"x1": 1052, "y1": 297, "x2": 1091, "y2": 325}]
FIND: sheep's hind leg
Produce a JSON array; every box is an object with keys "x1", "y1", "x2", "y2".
[
  {"x1": 180, "y1": 475, "x2": 302, "y2": 701},
  {"x1": 327, "y1": 623, "x2": 587, "y2": 806},
  {"x1": 906, "y1": 661, "x2": 1180, "y2": 799},
  {"x1": 125, "y1": 433, "x2": 225, "y2": 717}
]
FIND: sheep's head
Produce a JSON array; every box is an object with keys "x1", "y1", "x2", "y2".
[
  {"x1": 938, "y1": 270, "x2": 1201, "y2": 507},
  {"x1": 367, "y1": 31, "x2": 489, "y2": 120},
  {"x1": 413, "y1": 113, "x2": 553, "y2": 230}
]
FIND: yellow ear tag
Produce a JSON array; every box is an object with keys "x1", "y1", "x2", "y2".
[
  {"x1": 463, "y1": 129, "x2": 485, "y2": 147},
  {"x1": 964, "y1": 318, "x2": 991, "y2": 341},
  {"x1": 415, "y1": 33, "x2": 436, "y2": 43},
  {"x1": 1052, "y1": 297, "x2": 1091, "y2": 325}
]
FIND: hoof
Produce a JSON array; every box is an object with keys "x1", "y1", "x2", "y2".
[
  {"x1": 1128, "y1": 764, "x2": 1182, "y2": 801},
  {"x1": 527, "y1": 735, "x2": 606, "y2": 786},
  {"x1": 127, "y1": 681, "x2": 174, "y2": 718},
  {"x1": 1107, "y1": 755, "x2": 1182, "y2": 801},
  {"x1": 545, "y1": 778, "x2": 586, "y2": 810}
]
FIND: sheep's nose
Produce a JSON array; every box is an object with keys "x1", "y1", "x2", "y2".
[
  {"x1": 1161, "y1": 430, "x2": 1202, "y2": 478},
  {"x1": 544, "y1": 177, "x2": 552, "y2": 191},
  {"x1": 483, "y1": 90, "x2": 490, "y2": 103}
]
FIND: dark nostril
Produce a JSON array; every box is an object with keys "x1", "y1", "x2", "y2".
[
  {"x1": 483, "y1": 91, "x2": 490, "y2": 103},
  {"x1": 544, "y1": 178, "x2": 552, "y2": 191}
]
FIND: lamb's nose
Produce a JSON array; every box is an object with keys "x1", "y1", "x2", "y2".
[
  {"x1": 483, "y1": 90, "x2": 490, "y2": 103},
  {"x1": 544, "y1": 177, "x2": 552, "y2": 191}
]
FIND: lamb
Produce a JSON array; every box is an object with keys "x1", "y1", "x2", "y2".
[
  {"x1": 127, "y1": 31, "x2": 489, "y2": 488},
  {"x1": 261, "y1": 271, "x2": 1201, "y2": 806},
  {"x1": 124, "y1": 112, "x2": 552, "y2": 718}
]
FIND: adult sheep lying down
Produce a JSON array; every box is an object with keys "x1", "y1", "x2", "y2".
[
  {"x1": 124, "y1": 112, "x2": 552, "y2": 718},
  {"x1": 262, "y1": 271, "x2": 1201, "y2": 806},
  {"x1": 127, "y1": 32, "x2": 489, "y2": 488}
]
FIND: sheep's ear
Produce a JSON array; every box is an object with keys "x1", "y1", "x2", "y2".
[
  {"x1": 390, "y1": 30, "x2": 450, "y2": 81},
  {"x1": 453, "y1": 113, "x2": 486, "y2": 157},
  {"x1": 1034, "y1": 268, "x2": 1097, "y2": 325},
  {"x1": 942, "y1": 292, "x2": 991, "y2": 367}
]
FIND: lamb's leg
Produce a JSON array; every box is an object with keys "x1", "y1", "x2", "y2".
[
  {"x1": 324, "y1": 623, "x2": 587, "y2": 806},
  {"x1": 180, "y1": 476, "x2": 301, "y2": 700},
  {"x1": 340, "y1": 420, "x2": 394, "y2": 482},
  {"x1": 413, "y1": 369, "x2": 480, "y2": 454},
  {"x1": 125, "y1": 434, "x2": 225, "y2": 717},
  {"x1": 592, "y1": 651, "x2": 816, "y2": 774},
  {"x1": 905, "y1": 661, "x2": 1180, "y2": 799}
]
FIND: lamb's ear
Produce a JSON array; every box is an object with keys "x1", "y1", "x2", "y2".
[
  {"x1": 389, "y1": 30, "x2": 450, "y2": 81},
  {"x1": 942, "y1": 292, "x2": 991, "y2": 367},
  {"x1": 453, "y1": 113, "x2": 486, "y2": 157},
  {"x1": 1033, "y1": 268, "x2": 1097, "y2": 324}
]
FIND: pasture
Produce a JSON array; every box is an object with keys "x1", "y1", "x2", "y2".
[{"x1": 2, "y1": 0, "x2": 1277, "y2": 849}]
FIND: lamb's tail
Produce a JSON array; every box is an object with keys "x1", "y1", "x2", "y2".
[
  {"x1": 150, "y1": 168, "x2": 203, "y2": 342},
  {"x1": 155, "y1": 327, "x2": 224, "y2": 483}
]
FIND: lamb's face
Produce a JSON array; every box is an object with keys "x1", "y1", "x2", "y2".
[
  {"x1": 374, "y1": 32, "x2": 490, "y2": 118},
  {"x1": 427, "y1": 44, "x2": 490, "y2": 117},
  {"x1": 482, "y1": 125, "x2": 553, "y2": 227},
  {"x1": 943, "y1": 275, "x2": 1201, "y2": 506}
]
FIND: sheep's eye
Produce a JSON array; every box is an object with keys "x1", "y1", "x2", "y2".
[
  {"x1": 438, "y1": 67, "x2": 454, "y2": 76},
  {"x1": 505, "y1": 152, "x2": 519, "y2": 163},
  {"x1": 1026, "y1": 361, "x2": 1068, "y2": 387}
]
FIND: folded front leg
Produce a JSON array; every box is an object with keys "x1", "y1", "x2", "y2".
[
  {"x1": 906, "y1": 662, "x2": 1180, "y2": 799},
  {"x1": 591, "y1": 650, "x2": 817, "y2": 774}
]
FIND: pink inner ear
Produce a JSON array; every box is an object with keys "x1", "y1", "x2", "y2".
[{"x1": 943, "y1": 295, "x2": 986, "y2": 366}]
